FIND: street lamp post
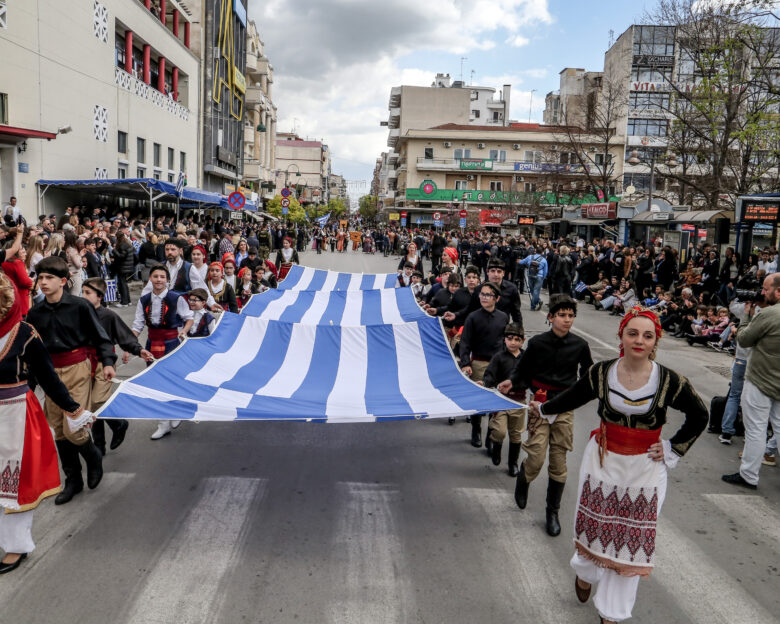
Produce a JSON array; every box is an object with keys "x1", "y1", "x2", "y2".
[
  {"x1": 528, "y1": 89, "x2": 536, "y2": 123},
  {"x1": 627, "y1": 147, "x2": 677, "y2": 211}
]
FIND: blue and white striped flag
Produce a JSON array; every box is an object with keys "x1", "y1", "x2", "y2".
[
  {"x1": 315, "y1": 212, "x2": 331, "y2": 227},
  {"x1": 278, "y1": 265, "x2": 397, "y2": 291}
]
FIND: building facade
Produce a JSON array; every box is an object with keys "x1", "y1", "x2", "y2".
[
  {"x1": 0, "y1": 0, "x2": 200, "y2": 217},
  {"x1": 274, "y1": 133, "x2": 330, "y2": 207},
  {"x1": 241, "y1": 18, "x2": 277, "y2": 204}
]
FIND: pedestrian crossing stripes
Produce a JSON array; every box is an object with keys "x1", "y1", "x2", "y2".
[
  {"x1": 277, "y1": 265, "x2": 397, "y2": 291},
  {"x1": 0, "y1": 472, "x2": 135, "y2": 606},
  {"x1": 124, "y1": 477, "x2": 266, "y2": 624},
  {"x1": 702, "y1": 493, "x2": 780, "y2": 547},
  {"x1": 241, "y1": 288, "x2": 427, "y2": 325},
  {"x1": 328, "y1": 483, "x2": 413, "y2": 624}
]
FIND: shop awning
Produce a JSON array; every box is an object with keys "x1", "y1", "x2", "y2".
[
  {"x1": 674, "y1": 210, "x2": 730, "y2": 223},
  {"x1": 0, "y1": 124, "x2": 57, "y2": 142},
  {"x1": 631, "y1": 210, "x2": 675, "y2": 224}
]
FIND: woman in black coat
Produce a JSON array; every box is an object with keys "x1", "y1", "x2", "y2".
[{"x1": 112, "y1": 232, "x2": 136, "y2": 306}]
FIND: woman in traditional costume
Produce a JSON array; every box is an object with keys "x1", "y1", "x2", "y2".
[
  {"x1": 528, "y1": 307, "x2": 707, "y2": 623},
  {"x1": 206, "y1": 262, "x2": 238, "y2": 314},
  {"x1": 0, "y1": 275, "x2": 87, "y2": 574},
  {"x1": 236, "y1": 267, "x2": 256, "y2": 309},
  {"x1": 274, "y1": 237, "x2": 299, "y2": 281}
]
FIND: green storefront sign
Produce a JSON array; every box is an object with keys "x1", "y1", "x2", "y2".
[
  {"x1": 459, "y1": 159, "x2": 493, "y2": 170},
  {"x1": 406, "y1": 180, "x2": 620, "y2": 205}
]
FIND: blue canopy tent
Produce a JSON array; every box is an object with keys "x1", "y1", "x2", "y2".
[{"x1": 36, "y1": 178, "x2": 256, "y2": 221}]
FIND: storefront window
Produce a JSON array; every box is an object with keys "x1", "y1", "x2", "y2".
[
  {"x1": 627, "y1": 118, "x2": 668, "y2": 136},
  {"x1": 633, "y1": 26, "x2": 675, "y2": 56}
]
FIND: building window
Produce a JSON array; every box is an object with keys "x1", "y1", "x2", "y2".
[
  {"x1": 524, "y1": 182, "x2": 537, "y2": 192},
  {"x1": 168, "y1": 173, "x2": 175, "y2": 182},
  {"x1": 454, "y1": 148, "x2": 472, "y2": 160},
  {"x1": 630, "y1": 66, "x2": 672, "y2": 84},
  {"x1": 117, "y1": 166, "x2": 127, "y2": 179},
  {"x1": 118, "y1": 131, "x2": 127, "y2": 154},
  {"x1": 629, "y1": 92, "x2": 670, "y2": 110},
  {"x1": 137, "y1": 137, "x2": 146, "y2": 163},
  {"x1": 492, "y1": 111, "x2": 502, "y2": 122},
  {"x1": 595, "y1": 153, "x2": 613, "y2": 166},
  {"x1": 0, "y1": 93, "x2": 7, "y2": 125},
  {"x1": 627, "y1": 118, "x2": 668, "y2": 136},
  {"x1": 524, "y1": 150, "x2": 542, "y2": 164},
  {"x1": 489, "y1": 180, "x2": 503, "y2": 191},
  {"x1": 632, "y1": 25, "x2": 675, "y2": 56},
  {"x1": 168, "y1": 147, "x2": 175, "y2": 170},
  {"x1": 153, "y1": 171, "x2": 161, "y2": 180},
  {"x1": 472, "y1": 109, "x2": 480, "y2": 118},
  {"x1": 137, "y1": 167, "x2": 146, "y2": 178},
  {"x1": 489, "y1": 149, "x2": 507, "y2": 162},
  {"x1": 153, "y1": 143, "x2": 161, "y2": 167},
  {"x1": 455, "y1": 180, "x2": 469, "y2": 190},
  {"x1": 471, "y1": 91, "x2": 478, "y2": 100},
  {"x1": 180, "y1": 151, "x2": 186, "y2": 171},
  {"x1": 424, "y1": 147, "x2": 434, "y2": 160},
  {"x1": 559, "y1": 151, "x2": 578, "y2": 165}
]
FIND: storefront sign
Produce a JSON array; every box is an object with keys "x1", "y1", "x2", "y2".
[
  {"x1": 479, "y1": 209, "x2": 515, "y2": 226},
  {"x1": 516, "y1": 214, "x2": 535, "y2": 225},
  {"x1": 651, "y1": 212, "x2": 672, "y2": 221},
  {"x1": 631, "y1": 81, "x2": 745, "y2": 94},
  {"x1": 514, "y1": 162, "x2": 588, "y2": 173},
  {"x1": 460, "y1": 159, "x2": 493, "y2": 170},
  {"x1": 388, "y1": 212, "x2": 400, "y2": 221},
  {"x1": 407, "y1": 180, "x2": 619, "y2": 206},
  {"x1": 633, "y1": 54, "x2": 674, "y2": 66},
  {"x1": 580, "y1": 202, "x2": 617, "y2": 219},
  {"x1": 743, "y1": 202, "x2": 779, "y2": 223},
  {"x1": 233, "y1": 67, "x2": 246, "y2": 94}
]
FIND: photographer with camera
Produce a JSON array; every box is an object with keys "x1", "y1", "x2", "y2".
[{"x1": 722, "y1": 272, "x2": 780, "y2": 489}]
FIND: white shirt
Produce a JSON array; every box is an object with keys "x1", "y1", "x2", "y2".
[
  {"x1": 3, "y1": 203, "x2": 21, "y2": 222},
  {"x1": 132, "y1": 288, "x2": 193, "y2": 333},
  {"x1": 188, "y1": 309, "x2": 217, "y2": 336},
  {"x1": 758, "y1": 259, "x2": 777, "y2": 273},
  {"x1": 142, "y1": 258, "x2": 216, "y2": 307}
]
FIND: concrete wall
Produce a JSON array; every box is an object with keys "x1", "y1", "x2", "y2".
[{"x1": 399, "y1": 86, "x2": 470, "y2": 133}]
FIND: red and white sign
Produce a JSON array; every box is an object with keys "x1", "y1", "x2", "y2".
[
  {"x1": 400, "y1": 211, "x2": 407, "y2": 218},
  {"x1": 432, "y1": 211, "x2": 441, "y2": 220},
  {"x1": 479, "y1": 209, "x2": 514, "y2": 226},
  {"x1": 459, "y1": 209, "x2": 468, "y2": 218},
  {"x1": 580, "y1": 202, "x2": 617, "y2": 220},
  {"x1": 281, "y1": 198, "x2": 290, "y2": 208},
  {"x1": 681, "y1": 224, "x2": 708, "y2": 237}
]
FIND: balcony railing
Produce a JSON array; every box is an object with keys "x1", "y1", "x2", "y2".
[{"x1": 114, "y1": 67, "x2": 190, "y2": 121}]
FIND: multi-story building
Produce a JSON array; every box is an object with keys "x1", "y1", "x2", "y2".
[
  {"x1": 394, "y1": 123, "x2": 624, "y2": 227},
  {"x1": 274, "y1": 133, "x2": 330, "y2": 206},
  {"x1": 200, "y1": 0, "x2": 248, "y2": 193},
  {"x1": 241, "y1": 19, "x2": 277, "y2": 204},
  {"x1": 379, "y1": 73, "x2": 512, "y2": 210},
  {"x1": 543, "y1": 91, "x2": 561, "y2": 125},
  {"x1": 328, "y1": 173, "x2": 348, "y2": 203},
  {"x1": 0, "y1": 0, "x2": 200, "y2": 217},
  {"x1": 542, "y1": 68, "x2": 603, "y2": 129}
]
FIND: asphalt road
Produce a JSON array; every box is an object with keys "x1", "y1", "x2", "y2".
[{"x1": 4, "y1": 247, "x2": 779, "y2": 624}]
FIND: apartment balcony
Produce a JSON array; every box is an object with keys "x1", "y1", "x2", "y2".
[
  {"x1": 415, "y1": 157, "x2": 593, "y2": 174},
  {"x1": 388, "y1": 86, "x2": 402, "y2": 108},
  {"x1": 487, "y1": 99, "x2": 506, "y2": 108},
  {"x1": 243, "y1": 161, "x2": 261, "y2": 180},
  {"x1": 388, "y1": 107, "x2": 400, "y2": 130},
  {"x1": 246, "y1": 52, "x2": 258, "y2": 75},
  {"x1": 243, "y1": 126, "x2": 256, "y2": 143},
  {"x1": 387, "y1": 128, "x2": 400, "y2": 148},
  {"x1": 245, "y1": 86, "x2": 263, "y2": 107}
]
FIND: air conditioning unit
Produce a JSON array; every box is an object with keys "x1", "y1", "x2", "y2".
[
  {"x1": 466, "y1": 174, "x2": 475, "y2": 181},
  {"x1": 213, "y1": 47, "x2": 221, "y2": 60},
  {"x1": 551, "y1": 145, "x2": 559, "y2": 151},
  {"x1": 515, "y1": 175, "x2": 524, "y2": 182},
  {"x1": 512, "y1": 144, "x2": 521, "y2": 150},
  {"x1": 477, "y1": 143, "x2": 486, "y2": 149},
  {"x1": 443, "y1": 141, "x2": 452, "y2": 147}
]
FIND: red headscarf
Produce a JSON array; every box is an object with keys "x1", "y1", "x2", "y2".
[
  {"x1": 618, "y1": 306, "x2": 663, "y2": 357},
  {"x1": 191, "y1": 244, "x2": 207, "y2": 258},
  {"x1": 221, "y1": 253, "x2": 236, "y2": 267},
  {"x1": 444, "y1": 247, "x2": 458, "y2": 263},
  {"x1": 238, "y1": 267, "x2": 252, "y2": 280},
  {"x1": 0, "y1": 279, "x2": 23, "y2": 338},
  {"x1": 208, "y1": 261, "x2": 224, "y2": 274}
]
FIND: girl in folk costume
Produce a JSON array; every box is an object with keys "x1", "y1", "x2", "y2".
[
  {"x1": 336, "y1": 229, "x2": 345, "y2": 253},
  {"x1": 275, "y1": 237, "x2": 300, "y2": 281},
  {"x1": 527, "y1": 307, "x2": 707, "y2": 623},
  {"x1": 221, "y1": 253, "x2": 238, "y2": 291},
  {"x1": 253, "y1": 265, "x2": 276, "y2": 292},
  {"x1": 0, "y1": 275, "x2": 90, "y2": 574},
  {"x1": 236, "y1": 267, "x2": 256, "y2": 309},
  {"x1": 397, "y1": 241, "x2": 424, "y2": 274},
  {"x1": 207, "y1": 262, "x2": 238, "y2": 313}
]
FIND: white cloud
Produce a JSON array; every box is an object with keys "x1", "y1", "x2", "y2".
[
  {"x1": 506, "y1": 34, "x2": 530, "y2": 47},
  {"x1": 247, "y1": 0, "x2": 554, "y2": 186}
]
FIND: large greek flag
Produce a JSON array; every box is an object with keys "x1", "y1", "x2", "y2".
[
  {"x1": 277, "y1": 265, "x2": 398, "y2": 291},
  {"x1": 97, "y1": 268, "x2": 523, "y2": 422}
]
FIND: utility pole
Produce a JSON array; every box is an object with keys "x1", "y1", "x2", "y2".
[
  {"x1": 460, "y1": 57, "x2": 467, "y2": 83},
  {"x1": 528, "y1": 89, "x2": 536, "y2": 123}
]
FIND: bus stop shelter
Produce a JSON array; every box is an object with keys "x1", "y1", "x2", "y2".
[{"x1": 735, "y1": 193, "x2": 779, "y2": 260}]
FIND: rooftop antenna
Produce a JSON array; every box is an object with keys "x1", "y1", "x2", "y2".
[
  {"x1": 608, "y1": 29, "x2": 615, "y2": 48},
  {"x1": 460, "y1": 57, "x2": 468, "y2": 83},
  {"x1": 470, "y1": 69, "x2": 475, "y2": 85}
]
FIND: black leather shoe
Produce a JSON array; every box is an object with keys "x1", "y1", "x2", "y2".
[
  {"x1": 545, "y1": 479, "x2": 565, "y2": 536},
  {"x1": 484, "y1": 435, "x2": 493, "y2": 455},
  {"x1": 546, "y1": 507, "x2": 561, "y2": 536},
  {"x1": 109, "y1": 420, "x2": 129, "y2": 450},
  {"x1": 470, "y1": 430, "x2": 482, "y2": 448},
  {"x1": 721, "y1": 472, "x2": 757, "y2": 489},
  {"x1": 514, "y1": 463, "x2": 529, "y2": 509},
  {"x1": 507, "y1": 442, "x2": 521, "y2": 477},
  {"x1": 491, "y1": 440, "x2": 502, "y2": 466},
  {"x1": 54, "y1": 440, "x2": 84, "y2": 505},
  {"x1": 448, "y1": 417, "x2": 455, "y2": 425},
  {"x1": 77, "y1": 441, "x2": 104, "y2": 490},
  {"x1": 0, "y1": 553, "x2": 27, "y2": 574}
]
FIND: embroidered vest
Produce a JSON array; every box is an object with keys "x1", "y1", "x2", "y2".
[{"x1": 140, "y1": 291, "x2": 183, "y2": 330}]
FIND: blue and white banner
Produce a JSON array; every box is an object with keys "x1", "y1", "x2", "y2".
[
  {"x1": 97, "y1": 314, "x2": 521, "y2": 422},
  {"x1": 241, "y1": 288, "x2": 427, "y2": 325},
  {"x1": 278, "y1": 265, "x2": 397, "y2": 291},
  {"x1": 315, "y1": 212, "x2": 331, "y2": 226}
]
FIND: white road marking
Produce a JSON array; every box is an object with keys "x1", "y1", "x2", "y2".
[
  {"x1": 702, "y1": 493, "x2": 780, "y2": 549},
  {"x1": 0, "y1": 472, "x2": 135, "y2": 604},
  {"x1": 456, "y1": 487, "x2": 592, "y2": 623},
  {"x1": 124, "y1": 476, "x2": 266, "y2": 624},
  {"x1": 654, "y1": 519, "x2": 776, "y2": 624},
  {"x1": 328, "y1": 482, "x2": 413, "y2": 624},
  {"x1": 571, "y1": 327, "x2": 619, "y2": 352}
]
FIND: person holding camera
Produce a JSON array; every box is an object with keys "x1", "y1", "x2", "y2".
[{"x1": 722, "y1": 272, "x2": 780, "y2": 489}]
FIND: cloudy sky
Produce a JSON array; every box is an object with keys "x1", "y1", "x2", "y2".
[{"x1": 247, "y1": 0, "x2": 655, "y2": 199}]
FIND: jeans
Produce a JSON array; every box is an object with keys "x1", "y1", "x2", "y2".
[
  {"x1": 739, "y1": 379, "x2": 780, "y2": 485},
  {"x1": 600, "y1": 295, "x2": 616, "y2": 310},
  {"x1": 529, "y1": 274, "x2": 544, "y2": 309},
  {"x1": 721, "y1": 359, "x2": 746, "y2": 435}
]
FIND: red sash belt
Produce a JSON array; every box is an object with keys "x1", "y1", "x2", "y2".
[
  {"x1": 148, "y1": 328, "x2": 179, "y2": 359},
  {"x1": 50, "y1": 348, "x2": 88, "y2": 369},
  {"x1": 471, "y1": 356, "x2": 491, "y2": 363},
  {"x1": 531, "y1": 379, "x2": 564, "y2": 392},
  {"x1": 85, "y1": 346, "x2": 115, "y2": 377},
  {"x1": 590, "y1": 421, "x2": 660, "y2": 465}
]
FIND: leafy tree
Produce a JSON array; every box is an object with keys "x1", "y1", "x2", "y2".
[
  {"x1": 266, "y1": 194, "x2": 306, "y2": 224},
  {"x1": 358, "y1": 195, "x2": 379, "y2": 222}
]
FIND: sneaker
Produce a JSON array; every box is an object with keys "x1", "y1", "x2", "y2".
[
  {"x1": 708, "y1": 343, "x2": 723, "y2": 352},
  {"x1": 762, "y1": 454, "x2": 777, "y2": 467},
  {"x1": 719, "y1": 433, "x2": 733, "y2": 445},
  {"x1": 150, "y1": 421, "x2": 172, "y2": 440},
  {"x1": 721, "y1": 472, "x2": 757, "y2": 489}
]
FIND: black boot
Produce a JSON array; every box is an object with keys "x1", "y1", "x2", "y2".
[
  {"x1": 545, "y1": 479, "x2": 565, "y2": 537},
  {"x1": 91, "y1": 419, "x2": 107, "y2": 456},
  {"x1": 514, "y1": 462, "x2": 529, "y2": 509},
  {"x1": 507, "y1": 442, "x2": 521, "y2": 477},
  {"x1": 491, "y1": 438, "x2": 502, "y2": 466},
  {"x1": 77, "y1": 440, "x2": 104, "y2": 490},
  {"x1": 470, "y1": 415, "x2": 482, "y2": 447},
  {"x1": 108, "y1": 419, "x2": 129, "y2": 450},
  {"x1": 54, "y1": 440, "x2": 83, "y2": 505}
]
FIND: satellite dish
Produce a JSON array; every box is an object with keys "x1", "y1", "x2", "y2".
[{"x1": 625, "y1": 185, "x2": 636, "y2": 195}]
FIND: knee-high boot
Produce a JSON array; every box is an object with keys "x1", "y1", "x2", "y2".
[
  {"x1": 91, "y1": 419, "x2": 107, "y2": 456},
  {"x1": 77, "y1": 439, "x2": 104, "y2": 490},
  {"x1": 107, "y1": 418, "x2": 129, "y2": 450},
  {"x1": 545, "y1": 479, "x2": 565, "y2": 537},
  {"x1": 507, "y1": 442, "x2": 521, "y2": 477},
  {"x1": 54, "y1": 440, "x2": 84, "y2": 505},
  {"x1": 470, "y1": 414, "x2": 482, "y2": 448},
  {"x1": 514, "y1": 462, "x2": 529, "y2": 509}
]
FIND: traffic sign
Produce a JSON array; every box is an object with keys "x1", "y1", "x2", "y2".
[
  {"x1": 282, "y1": 206, "x2": 289, "y2": 215},
  {"x1": 228, "y1": 191, "x2": 246, "y2": 210},
  {"x1": 433, "y1": 211, "x2": 441, "y2": 220},
  {"x1": 434, "y1": 219, "x2": 442, "y2": 228},
  {"x1": 459, "y1": 218, "x2": 467, "y2": 228},
  {"x1": 281, "y1": 187, "x2": 291, "y2": 198},
  {"x1": 281, "y1": 198, "x2": 290, "y2": 208},
  {"x1": 400, "y1": 210, "x2": 408, "y2": 218},
  {"x1": 401, "y1": 217, "x2": 407, "y2": 227},
  {"x1": 416, "y1": 218, "x2": 422, "y2": 225},
  {"x1": 459, "y1": 209, "x2": 467, "y2": 218}
]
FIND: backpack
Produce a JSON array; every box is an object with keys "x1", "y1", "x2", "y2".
[{"x1": 529, "y1": 255, "x2": 541, "y2": 278}]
